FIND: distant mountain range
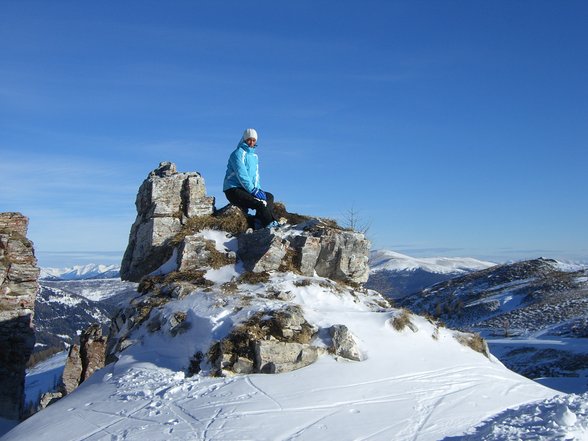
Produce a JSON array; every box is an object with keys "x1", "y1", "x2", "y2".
[
  {"x1": 398, "y1": 257, "x2": 588, "y2": 392},
  {"x1": 34, "y1": 275, "x2": 137, "y2": 351},
  {"x1": 40, "y1": 264, "x2": 120, "y2": 281},
  {"x1": 366, "y1": 249, "x2": 495, "y2": 299}
]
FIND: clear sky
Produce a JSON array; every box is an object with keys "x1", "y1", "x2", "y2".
[{"x1": 1, "y1": 0, "x2": 587, "y2": 267}]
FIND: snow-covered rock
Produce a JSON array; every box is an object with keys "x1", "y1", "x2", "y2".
[{"x1": 5, "y1": 166, "x2": 578, "y2": 440}]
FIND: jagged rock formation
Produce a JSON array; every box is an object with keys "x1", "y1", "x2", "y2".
[
  {"x1": 105, "y1": 163, "x2": 373, "y2": 377},
  {"x1": 0, "y1": 212, "x2": 39, "y2": 420},
  {"x1": 61, "y1": 324, "x2": 108, "y2": 395},
  {"x1": 121, "y1": 162, "x2": 215, "y2": 282},
  {"x1": 121, "y1": 162, "x2": 369, "y2": 287}
]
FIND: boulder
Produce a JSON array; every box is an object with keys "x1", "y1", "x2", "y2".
[
  {"x1": 238, "y1": 229, "x2": 289, "y2": 273},
  {"x1": 257, "y1": 340, "x2": 319, "y2": 373},
  {"x1": 330, "y1": 324, "x2": 362, "y2": 361}
]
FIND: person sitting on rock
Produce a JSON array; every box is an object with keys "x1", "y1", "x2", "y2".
[{"x1": 223, "y1": 128, "x2": 280, "y2": 229}]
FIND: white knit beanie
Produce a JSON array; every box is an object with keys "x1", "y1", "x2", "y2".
[{"x1": 243, "y1": 128, "x2": 258, "y2": 142}]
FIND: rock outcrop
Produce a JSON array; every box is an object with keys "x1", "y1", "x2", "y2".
[
  {"x1": 61, "y1": 324, "x2": 108, "y2": 395},
  {"x1": 106, "y1": 163, "x2": 374, "y2": 380},
  {"x1": 0, "y1": 212, "x2": 39, "y2": 420},
  {"x1": 121, "y1": 162, "x2": 215, "y2": 282},
  {"x1": 121, "y1": 163, "x2": 370, "y2": 286},
  {"x1": 238, "y1": 219, "x2": 370, "y2": 284},
  {"x1": 207, "y1": 305, "x2": 319, "y2": 375}
]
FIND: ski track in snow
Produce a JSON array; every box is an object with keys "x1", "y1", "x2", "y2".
[{"x1": 8, "y1": 359, "x2": 556, "y2": 441}]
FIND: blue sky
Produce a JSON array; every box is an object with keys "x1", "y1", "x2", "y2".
[{"x1": 1, "y1": 0, "x2": 587, "y2": 267}]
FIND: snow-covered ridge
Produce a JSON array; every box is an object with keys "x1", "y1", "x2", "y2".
[
  {"x1": 40, "y1": 264, "x2": 120, "y2": 280},
  {"x1": 5, "y1": 267, "x2": 560, "y2": 440},
  {"x1": 369, "y1": 249, "x2": 496, "y2": 274}
]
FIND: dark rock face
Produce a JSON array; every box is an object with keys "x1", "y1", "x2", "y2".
[
  {"x1": 121, "y1": 162, "x2": 215, "y2": 282},
  {"x1": 0, "y1": 212, "x2": 39, "y2": 420}
]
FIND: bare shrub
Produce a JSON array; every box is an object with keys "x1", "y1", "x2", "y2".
[
  {"x1": 391, "y1": 309, "x2": 418, "y2": 332},
  {"x1": 278, "y1": 248, "x2": 301, "y2": 274},
  {"x1": 455, "y1": 332, "x2": 490, "y2": 358},
  {"x1": 293, "y1": 279, "x2": 312, "y2": 287},
  {"x1": 221, "y1": 280, "x2": 239, "y2": 294},
  {"x1": 239, "y1": 271, "x2": 271, "y2": 285},
  {"x1": 204, "y1": 240, "x2": 236, "y2": 269},
  {"x1": 273, "y1": 202, "x2": 311, "y2": 226},
  {"x1": 172, "y1": 209, "x2": 249, "y2": 245},
  {"x1": 138, "y1": 270, "x2": 213, "y2": 295}
]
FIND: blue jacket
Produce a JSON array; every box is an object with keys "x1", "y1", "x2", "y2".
[{"x1": 223, "y1": 141, "x2": 260, "y2": 193}]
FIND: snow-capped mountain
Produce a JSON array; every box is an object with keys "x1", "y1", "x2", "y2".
[
  {"x1": 40, "y1": 264, "x2": 120, "y2": 281},
  {"x1": 369, "y1": 249, "x2": 495, "y2": 274},
  {"x1": 366, "y1": 249, "x2": 495, "y2": 299}
]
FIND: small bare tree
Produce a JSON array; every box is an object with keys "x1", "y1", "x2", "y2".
[
  {"x1": 503, "y1": 318, "x2": 510, "y2": 337},
  {"x1": 343, "y1": 206, "x2": 371, "y2": 235}
]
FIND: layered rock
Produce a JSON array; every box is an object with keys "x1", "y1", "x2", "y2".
[
  {"x1": 238, "y1": 219, "x2": 370, "y2": 284},
  {"x1": 121, "y1": 162, "x2": 215, "y2": 282},
  {"x1": 0, "y1": 212, "x2": 39, "y2": 420},
  {"x1": 208, "y1": 306, "x2": 319, "y2": 375},
  {"x1": 61, "y1": 324, "x2": 108, "y2": 395}
]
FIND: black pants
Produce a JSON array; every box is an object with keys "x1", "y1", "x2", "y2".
[{"x1": 224, "y1": 188, "x2": 277, "y2": 228}]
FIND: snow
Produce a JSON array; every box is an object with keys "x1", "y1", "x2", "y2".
[
  {"x1": 204, "y1": 263, "x2": 243, "y2": 284},
  {"x1": 3, "y1": 271, "x2": 571, "y2": 440},
  {"x1": 449, "y1": 393, "x2": 588, "y2": 440},
  {"x1": 197, "y1": 229, "x2": 238, "y2": 253},
  {"x1": 554, "y1": 261, "x2": 588, "y2": 272},
  {"x1": 24, "y1": 351, "x2": 68, "y2": 408},
  {"x1": 369, "y1": 249, "x2": 495, "y2": 274}
]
